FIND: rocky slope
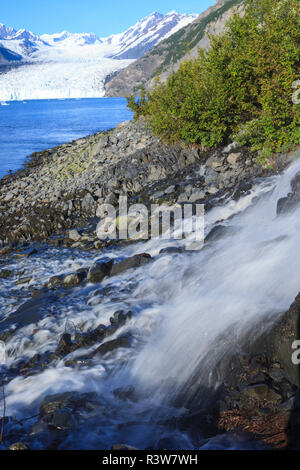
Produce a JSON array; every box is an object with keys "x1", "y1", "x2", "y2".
[
  {"x1": 0, "y1": 45, "x2": 22, "y2": 63},
  {"x1": 0, "y1": 118, "x2": 265, "y2": 247},
  {"x1": 105, "y1": 0, "x2": 244, "y2": 97}
]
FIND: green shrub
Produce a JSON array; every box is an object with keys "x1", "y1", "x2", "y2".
[{"x1": 127, "y1": 0, "x2": 300, "y2": 161}]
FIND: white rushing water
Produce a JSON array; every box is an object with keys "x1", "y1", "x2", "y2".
[{"x1": 1, "y1": 150, "x2": 300, "y2": 449}]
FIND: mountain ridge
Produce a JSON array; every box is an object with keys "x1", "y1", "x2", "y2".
[
  {"x1": 0, "y1": 11, "x2": 197, "y2": 63},
  {"x1": 105, "y1": 0, "x2": 244, "y2": 97}
]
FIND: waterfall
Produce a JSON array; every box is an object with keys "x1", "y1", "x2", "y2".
[{"x1": 1, "y1": 149, "x2": 300, "y2": 449}]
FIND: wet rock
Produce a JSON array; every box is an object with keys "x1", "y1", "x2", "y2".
[
  {"x1": 205, "y1": 225, "x2": 235, "y2": 243},
  {"x1": 110, "y1": 253, "x2": 151, "y2": 276},
  {"x1": 239, "y1": 384, "x2": 281, "y2": 404},
  {"x1": 73, "y1": 311, "x2": 132, "y2": 353},
  {"x1": 113, "y1": 386, "x2": 137, "y2": 402},
  {"x1": 18, "y1": 248, "x2": 38, "y2": 257},
  {"x1": 62, "y1": 271, "x2": 86, "y2": 287},
  {"x1": 15, "y1": 276, "x2": 32, "y2": 286},
  {"x1": 0, "y1": 269, "x2": 13, "y2": 279},
  {"x1": 55, "y1": 333, "x2": 73, "y2": 357},
  {"x1": 0, "y1": 292, "x2": 56, "y2": 330},
  {"x1": 9, "y1": 442, "x2": 29, "y2": 450},
  {"x1": 49, "y1": 238, "x2": 63, "y2": 248},
  {"x1": 94, "y1": 240, "x2": 106, "y2": 249},
  {"x1": 110, "y1": 310, "x2": 132, "y2": 327},
  {"x1": 280, "y1": 396, "x2": 297, "y2": 411},
  {"x1": 47, "y1": 275, "x2": 64, "y2": 288},
  {"x1": 207, "y1": 292, "x2": 300, "y2": 449},
  {"x1": 159, "y1": 246, "x2": 185, "y2": 255},
  {"x1": 39, "y1": 392, "x2": 98, "y2": 423},
  {"x1": 51, "y1": 408, "x2": 76, "y2": 430},
  {"x1": 0, "y1": 330, "x2": 14, "y2": 342},
  {"x1": 23, "y1": 352, "x2": 53, "y2": 372},
  {"x1": 0, "y1": 246, "x2": 13, "y2": 257},
  {"x1": 267, "y1": 367, "x2": 287, "y2": 382},
  {"x1": 277, "y1": 172, "x2": 300, "y2": 216},
  {"x1": 68, "y1": 229, "x2": 81, "y2": 242},
  {"x1": 95, "y1": 336, "x2": 131, "y2": 356},
  {"x1": 249, "y1": 293, "x2": 300, "y2": 387},
  {"x1": 232, "y1": 181, "x2": 252, "y2": 201},
  {"x1": 178, "y1": 409, "x2": 219, "y2": 440},
  {"x1": 30, "y1": 421, "x2": 50, "y2": 435},
  {"x1": 75, "y1": 325, "x2": 106, "y2": 348},
  {"x1": 87, "y1": 259, "x2": 114, "y2": 283}
]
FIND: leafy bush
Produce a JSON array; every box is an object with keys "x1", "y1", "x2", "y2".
[{"x1": 127, "y1": 0, "x2": 300, "y2": 160}]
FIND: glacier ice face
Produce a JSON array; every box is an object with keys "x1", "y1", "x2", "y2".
[{"x1": 0, "y1": 59, "x2": 133, "y2": 101}]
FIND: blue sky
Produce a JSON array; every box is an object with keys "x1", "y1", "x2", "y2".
[{"x1": 1, "y1": 0, "x2": 215, "y2": 37}]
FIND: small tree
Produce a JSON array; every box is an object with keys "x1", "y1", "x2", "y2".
[{"x1": 127, "y1": 0, "x2": 300, "y2": 160}]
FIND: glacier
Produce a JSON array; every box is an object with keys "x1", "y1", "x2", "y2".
[
  {"x1": 0, "y1": 59, "x2": 133, "y2": 101},
  {"x1": 0, "y1": 11, "x2": 198, "y2": 101}
]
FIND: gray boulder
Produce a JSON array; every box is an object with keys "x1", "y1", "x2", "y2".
[
  {"x1": 87, "y1": 259, "x2": 114, "y2": 283},
  {"x1": 110, "y1": 253, "x2": 151, "y2": 276}
]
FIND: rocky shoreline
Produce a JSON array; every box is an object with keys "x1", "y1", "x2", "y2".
[
  {"x1": 0, "y1": 117, "x2": 270, "y2": 247},
  {"x1": 1, "y1": 118, "x2": 300, "y2": 450}
]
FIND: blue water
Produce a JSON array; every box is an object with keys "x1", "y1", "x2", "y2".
[{"x1": 0, "y1": 98, "x2": 133, "y2": 178}]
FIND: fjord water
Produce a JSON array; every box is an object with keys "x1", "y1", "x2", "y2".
[
  {"x1": 0, "y1": 98, "x2": 133, "y2": 178},
  {"x1": 1, "y1": 149, "x2": 300, "y2": 449}
]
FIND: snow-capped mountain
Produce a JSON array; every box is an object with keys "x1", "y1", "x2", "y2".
[
  {"x1": 0, "y1": 11, "x2": 197, "y2": 62},
  {"x1": 0, "y1": 23, "x2": 16, "y2": 39},
  {"x1": 10, "y1": 29, "x2": 41, "y2": 42},
  {"x1": 0, "y1": 25, "x2": 48, "y2": 58},
  {"x1": 101, "y1": 11, "x2": 198, "y2": 59},
  {"x1": 41, "y1": 31, "x2": 100, "y2": 47},
  {"x1": 0, "y1": 11, "x2": 198, "y2": 100}
]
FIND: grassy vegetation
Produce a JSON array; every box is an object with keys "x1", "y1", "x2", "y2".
[{"x1": 127, "y1": 0, "x2": 300, "y2": 162}]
